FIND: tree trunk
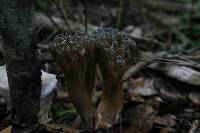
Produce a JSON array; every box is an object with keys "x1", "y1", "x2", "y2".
[{"x1": 0, "y1": 0, "x2": 41, "y2": 132}]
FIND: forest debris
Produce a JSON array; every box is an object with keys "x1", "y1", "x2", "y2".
[
  {"x1": 0, "y1": 66, "x2": 8, "y2": 90},
  {"x1": 123, "y1": 61, "x2": 153, "y2": 81},
  {"x1": 133, "y1": 0, "x2": 194, "y2": 14},
  {"x1": 0, "y1": 36, "x2": 3, "y2": 57},
  {"x1": 0, "y1": 65, "x2": 58, "y2": 124},
  {"x1": 0, "y1": 125, "x2": 11, "y2": 133},
  {"x1": 123, "y1": 104, "x2": 156, "y2": 133},
  {"x1": 159, "y1": 127, "x2": 175, "y2": 133},
  {"x1": 57, "y1": 90, "x2": 69, "y2": 99},
  {"x1": 38, "y1": 92, "x2": 56, "y2": 124},
  {"x1": 0, "y1": 0, "x2": 199, "y2": 132},
  {"x1": 133, "y1": 36, "x2": 165, "y2": 50},
  {"x1": 52, "y1": 0, "x2": 72, "y2": 31},
  {"x1": 131, "y1": 27, "x2": 142, "y2": 38},
  {"x1": 188, "y1": 91, "x2": 200, "y2": 106},
  {"x1": 34, "y1": 13, "x2": 67, "y2": 32},
  {"x1": 123, "y1": 25, "x2": 142, "y2": 38},
  {"x1": 154, "y1": 115, "x2": 177, "y2": 127},
  {"x1": 126, "y1": 93, "x2": 144, "y2": 103},
  {"x1": 155, "y1": 78, "x2": 187, "y2": 101},
  {"x1": 0, "y1": 66, "x2": 10, "y2": 104},
  {"x1": 34, "y1": 13, "x2": 98, "y2": 33},
  {"x1": 0, "y1": 124, "x2": 77, "y2": 133},
  {"x1": 188, "y1": 120, "x2": 200, "y2": 133},
  {"x1": 154, "y1": 115, "x2": 177, "y2": 133},
  {"x1": 41, "y1": 70, "x2": 58, "y2": 97},
  {"x1": 122, "y1": 52, "x2": 178, "y2": 81},
  {"x1": 127, "y1": 78, "x2": 158, "y2": 96},
  {"x1": 154, "y1": 116, "x2": 168, "y2": 126},
  {"x1": 129, "y1": 78, "x2": 145, "y2": 88},
  {"x1": 150, "y1": 63, "x2": 200, "y2": 86},
  {"x1": 45, "y1": 124, "x2": 77, "y2": 133}
]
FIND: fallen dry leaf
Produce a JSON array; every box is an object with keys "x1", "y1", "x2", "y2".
[
  {"x1": 188, "y1": 91, "x2": 200, "y2": 106},
  {"x1": 45, "y1": 124, "x2": 77, "y2": 133},
  {"x1": 123, "y1": 104, "x2": 156, "y2": 133},
  {"x1": 160, "y1": 127, "x2": 175, "y2": 133},
  {"x1": 154, "y1": 114, "x2": 177, "y2": 127},
  {"x1": 0, "y1": 125, "x2": 11, "y2": 133},
  {"x1": 128, "y1": 78, "x2": 158, "y2": 96}
]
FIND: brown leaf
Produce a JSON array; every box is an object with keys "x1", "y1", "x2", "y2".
[
  {"x1": 45, "y1": 124, "x2": 77, "y2": 133},
  {"x1": 188, "y1": 91, "x2": 200, "y2": 106},
  {"x1": 129, "y1": 78, "x2": 145, "y2": 88},
  {"x1": 0, "y1": 125, "x2": 11, "y2": 133},
  {"x1": 127, "y1": 93, "x2": 144, "y2": 103},
  {"x1": 128, "y1": 78, "x2": 158, "y2": 96},
  {"x1": 160, "y1": 127, "x2": 175, "y2": 133},
  {"x1": 123, "y1": 104, "x2": 156, "y2": 133},
  {"x1": 154, "y1": 115, "x2": 177, "y2": 127}
]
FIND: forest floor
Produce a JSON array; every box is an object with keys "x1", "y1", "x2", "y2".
[{"x1": 0, "y1": 0, "x2": 200, "y2": 133}]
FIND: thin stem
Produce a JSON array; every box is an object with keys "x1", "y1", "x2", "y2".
[{"x1": 116, "y1": 0, "x2": 124, "y2": 30}]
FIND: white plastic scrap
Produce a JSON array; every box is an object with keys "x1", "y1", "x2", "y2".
[{"x1": 41, "y1": 70, "x2": 58, "y2": 97}]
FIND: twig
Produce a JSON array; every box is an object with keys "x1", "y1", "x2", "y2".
[
  {"x1": 119, "y1": 112, "x2": 122, "y2": 133},
  {"x1": 116, "y1": 0, "x2": 124, "y2": 30},
  {"x1": 167, "y1": 32, "x2": 172, "y2": 51},
  {"x1": 0, "y1": 36, "x2": 4, "y2": 56},
  {"x1": 52, "y1": 0, "x2": 72, "y2": 31},
  {"x1": 43, "y1": 12, "x2": 60, "y2": 30},
  {"x1": 36, "y1": 1, "x2": 60, "y2": 30},
  {"x1": 132, "y1": 36, "x2": 165, "y2": 50},
  {"x1": 43, "y1": 29, "x2": 59, "y2": 44},
  {"x1": 81, "y1": 0, "x2": 88, "y2": 33},
  {"x1": 135, "y1": 57, "x2": 200, "y2": 70},
  {"x1": 123, "y1": 60, "x2": 153, "y2": 81},
  {"x1": 189, "y1": 0, "x2": 195, "y2": 33},
  {"x1": 123, "y1": 51, "x2": 200, "y2": 80}
]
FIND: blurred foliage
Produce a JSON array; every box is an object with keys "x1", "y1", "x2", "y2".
[
  {"x1": 34, "y1": 0, "x2": 200, "y2": 46},
  {"x1": 197, "y1": 0, "x2": 200, "y2": 14},
  {"x1": 54, "y1": 108, "x2": 77, "y2": 118},
  {"x1": 174, "y1": 0, "x2": 200, "y2": 45},
  {"x1": 36, "y1": 0, "x2": 51, "y2": 11}
]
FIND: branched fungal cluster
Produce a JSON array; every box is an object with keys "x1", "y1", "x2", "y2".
[{"x1": 49, "y1": 28, "x2": 136, "y2": 130}]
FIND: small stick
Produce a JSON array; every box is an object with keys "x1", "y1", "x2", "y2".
[
  {"x1": 36, "y1": 1, "x2": 60, "y2": 30},
  {"x1": 52, "y1": 0, "x2": 72, "y2": 31},
  {"x1": 116, "y1": 0, "x2": 124, "y2": 30},
  {"x1": 81, "y1": 0, "x2": 88, "y2": 33}
]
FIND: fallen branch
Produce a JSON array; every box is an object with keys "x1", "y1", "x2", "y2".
[
  {"x1": 123, "y1": 61, "x2": 153, "y2": 81},
  {"x1": 188, "y1": 120, "x2": 200, "y2": 133},
  {"x1": 133, "y1": 36, "x2": 165, "y2": 50},
  {"x1": 34, "y1": 13, "x2": 68, "y2": 32}
]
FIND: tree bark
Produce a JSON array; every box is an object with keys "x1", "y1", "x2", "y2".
[{"x1": 0, "y1": 0, "x2": 41, "y2": 132}]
